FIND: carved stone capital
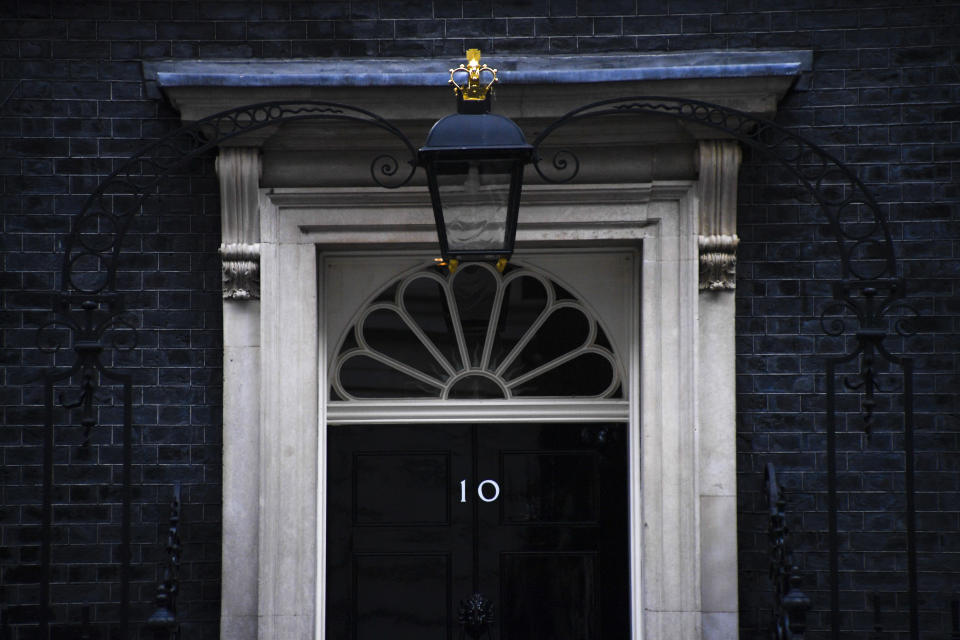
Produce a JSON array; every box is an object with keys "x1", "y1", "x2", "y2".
[
  {"x1": 216, "y1": 147, "x2": 262, "y2": 300},
  {"x1": 697, "y1": 140, "x2": 742, "y2": 292},
  {"x1": 219, "y1": 242, "x2": 261, "y2": 301},
  {"x1": 699, "y1": 234, "x2": 739, "y2": 291}
]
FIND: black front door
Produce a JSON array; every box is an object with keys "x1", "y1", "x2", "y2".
[{"x1": 326, "y1": 422, "x2": 629, "y2": 639}]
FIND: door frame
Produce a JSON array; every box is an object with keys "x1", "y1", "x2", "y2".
[
  {"x1": 321, "y1": 249, "x2": 639, "y2": 638},
  {"x1": 222, "y1": 164, "x2": 740, "y2": 638}
]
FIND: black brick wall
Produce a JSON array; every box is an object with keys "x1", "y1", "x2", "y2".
[{"x1": 2, "y1": 1, "x2": 958, "y2": 638}]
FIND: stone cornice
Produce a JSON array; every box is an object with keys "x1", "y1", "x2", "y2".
[
  {"x1": 144, "y1": 50, "x2": 811, "y2": 89},
  {"x1": 143, "y1": 50, "x2": 811, "y2": 138}
]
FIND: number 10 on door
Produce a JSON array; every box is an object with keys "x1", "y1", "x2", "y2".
[{"x1": 459, "y1": 479, "x2": 500, "y2": 503}]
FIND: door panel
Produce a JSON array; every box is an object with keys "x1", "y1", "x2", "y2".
[
  {"x1": 353, "y1": 452, "x2": 451, "y2": 525},
  {"x1": 327, "y1": 422, "x2": 628, "y2": 639},
  {"x1": 477, "y1": 422, "x2": 629, "y2": 639},
  {"x1": 353, "y1": 553, "x2": 452, "y2": 639},
  {"x1": 327, "y1": 424, "x2": 472, "y2": 640},
  {"x1": 499, "y1": 552, "x2": 597, "y2": 639}
]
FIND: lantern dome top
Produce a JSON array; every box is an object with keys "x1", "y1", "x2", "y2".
[{"x1": 420, "y1": 113, "x2": 531, "y2": 154}]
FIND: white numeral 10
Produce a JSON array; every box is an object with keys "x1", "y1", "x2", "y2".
[{"x1": 459, "y1": 479, "x2": 500, "y2": 503}]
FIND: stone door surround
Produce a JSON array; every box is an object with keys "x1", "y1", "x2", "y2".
[{"x1": 147, "y1": 51, "x2": 811, "y2": 640}]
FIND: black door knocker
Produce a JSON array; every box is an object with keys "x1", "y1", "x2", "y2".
[{"x1": 458, "y1": 593, "x2": 496, "y2": 640}]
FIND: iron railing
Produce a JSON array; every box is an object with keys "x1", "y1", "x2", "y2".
[{"x1": 11, "y1": 94, "x2": 925, "y2": 638}]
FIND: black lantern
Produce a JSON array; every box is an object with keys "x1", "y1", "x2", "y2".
[{"x1": 419, "y1": 50, "x2": 532, "y2": 269}]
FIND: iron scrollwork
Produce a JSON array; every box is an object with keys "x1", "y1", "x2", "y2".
[
  {"x1": 766, "y1": 463, "x2": 811, "y2": 640},
  {"x1": 533, "y1": 97, "x2": 921, "y2": 637},
  {"x1": 820, "y1": 280, "x2": 918, "y2": 426},
  {"x1": 61, "y1": 101, "x2": 418, "y2": 298},
  {"x1": 32, "y1": 101, "x2": 418, "y2": 637},
  {"x1": 531, "y1": 96, "x2": 897, "y2": 286},
  {"x1": 29, "y1": 89, "x2": 920, "y2": 638},
  {"x1": 148, "y1": 483, "x2": 183, "y2": 637}
]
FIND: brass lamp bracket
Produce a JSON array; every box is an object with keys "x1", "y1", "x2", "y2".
[{"x1": 449, "y1": 49, "x2": 498, "y2": 101}]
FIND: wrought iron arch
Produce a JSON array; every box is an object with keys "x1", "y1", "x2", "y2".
[{"x1": 31, "y1": 96, "x2": 918, "y2": 639}]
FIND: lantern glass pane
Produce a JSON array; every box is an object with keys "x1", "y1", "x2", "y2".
[{"x1": 437, "y1": 162, "x2": 511, "y2": 253}]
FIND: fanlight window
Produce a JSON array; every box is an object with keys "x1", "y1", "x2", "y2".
[{"x1": 330, "y1": 263, "x2": 623, "y2": 400}]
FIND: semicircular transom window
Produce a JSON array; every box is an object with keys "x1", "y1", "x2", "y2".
[{"x1": 331, "y1": 263, "x2": 624, "y2": 401}]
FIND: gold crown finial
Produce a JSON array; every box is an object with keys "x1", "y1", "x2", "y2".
[{"x1": 449, "y1": 49, "x2": 498, "y2": 101}]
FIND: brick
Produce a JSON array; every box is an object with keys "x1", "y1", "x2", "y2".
[
  {"x1": 259, "y1": 1, "x2": 290, "y2": 19},
  {"x1": 547, "y1": 0, "x2": 575, "y2": 16},
  {"x1": 797, "y1": 10, "x2": 859, "y2": 29},
  {"x1": 623, "y1": 15, "x2": 682, "y2": 34},
  {"x1": 445, "y1": 18, "x2": 508, "y2": 37},
  {"x1": 593, "y1": 16, "x2": 621, "y2": 35},
  {"x1": 578, "y1": 0, "x2": 635, "y2": 15},
  {"x1": 396, "y1": 19, "x2": 446, "y2": 39},
  {"x1": 0, "y1": 20, "x2": 67, "y2": 39},
  {"x1": 667, "y1": 0, "x2": 720, "y2": 13},
  {"x1": 216, "y1": 21, "x2": 247, "y2": 40},
  {"x1": 844, "y1": 105, "x2": 900, "y2": 125},
  {"x1": 548, "y1": 36, "x2": 578, "y2": 51},
  {"x1": 577, "y1": 35, "x2": 636, "y2": 51},
  {"x1": 197, "y1": 42, "x2": 255, "y2": 58},
  {"x1": 681, "y1": 14, "x2": 710, "y2": 33},
  {"x1": 156, "y1": 22, "x2": 217, "y2": 40},
  {"x1": 507, "y1": 17, "x2": 536, "y2": 36},
  {"x1": 535, "y1": 16, "x2": 593, "y2": 36},
  {"x1": 292, "y1": 1, "x2": 350, "y2": 19},
  {"x1": 711, "y1": 11, "x2": 768, "y2": 33},
  {"x1": 493, "y1": 0, "x2": 548, "y2": 17},
  {"x1": 97, "y1": 22, "x2": 157, "y2": 40},
  {"x1": 380, "y1": 0, "x2": 435, "y2": 19},
  {"x1": 247, "y1": 21, "x2": 307, "y2": 39},
  {"x1": 197, "y1": 1, "x2": 262, "y2": 20},
  {"x1": 306, "y1": 21, "x2": 336, "y2": 38},
  {"x1": 334, "y1": 19, "x2": 396, "y2": 38}
]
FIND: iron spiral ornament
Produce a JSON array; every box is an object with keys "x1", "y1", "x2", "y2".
[{"x1": 531, "y1": 96, "x2": 896, "y2": 284}]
